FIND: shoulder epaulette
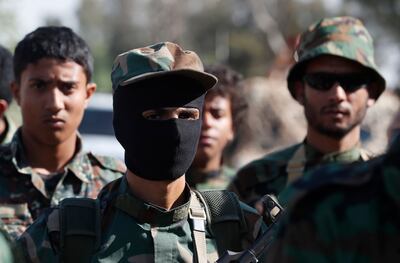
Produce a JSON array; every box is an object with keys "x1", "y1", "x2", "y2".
[{"x1": 87, "y1": 153, "x2": 126, "y2": 174}]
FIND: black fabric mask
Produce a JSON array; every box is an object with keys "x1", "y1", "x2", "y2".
[{"x1": 113, "y1": 75, "x2": 205, "y2": 181}]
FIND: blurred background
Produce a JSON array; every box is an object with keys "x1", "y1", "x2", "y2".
[{"x1": 1, "y1": 0, "x2": 400, "y2": 166}]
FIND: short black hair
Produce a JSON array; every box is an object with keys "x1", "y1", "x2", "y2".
[
  {"x1": 0, "y1": 45, "x2": 13, "y2": 103},
  {"x1": 13, "y1": 26, "x2": 93, "y2": 83},
  {"x1": 205, "y1": 64, "x2": 247, "y2": 132}
]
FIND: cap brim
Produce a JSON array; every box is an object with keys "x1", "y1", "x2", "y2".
[{"x1": 119, "y1": 69, "x2": 218, "y2": 93}]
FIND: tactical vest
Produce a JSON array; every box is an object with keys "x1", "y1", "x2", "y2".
[{"x1": 56, "y1": 189, "x2": 247, "y2": 263}]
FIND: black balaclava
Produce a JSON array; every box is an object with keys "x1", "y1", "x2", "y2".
[{"x1": 113, "y1": 75, "x2": 206, "y2": 181}]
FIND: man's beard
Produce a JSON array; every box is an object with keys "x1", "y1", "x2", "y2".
[{"x1": 304, "y1": 101, "x2": 368, "y2": 139}]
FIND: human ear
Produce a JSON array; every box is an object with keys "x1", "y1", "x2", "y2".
[
  {"x1": 294, "y1": 81, "x2": 305, "y2": 105},
  {"x1": 84, "y1": 83, "x2": 97, "y2": 108},
  {"x1": 10, "y1": 81, "x2": 21, "y2": 106}
]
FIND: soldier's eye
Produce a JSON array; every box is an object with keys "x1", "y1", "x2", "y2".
[
  {"x1": 178, "y1": 108, "x2": 199, "y2": 120},
  {"x1": 142, "y1": 110, "x2": 162, "y2": 120}
]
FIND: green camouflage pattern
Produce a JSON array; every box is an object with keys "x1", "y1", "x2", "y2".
[
  {"x1": 18, "y1": 176, "x2": 265, "y2": 262},
  {"x1": 266, "y1": 136, "x2": 400, "y2": 263},
  {"x1": 0, "y1": 129, "x2": 125, "y2": 239},
  {"x1": 111, "y1": 41, "x2": 217, "y2": 92},
  {"x1": 186, "y1": 165, "x2": 235, "y2": 190},
  {"x1": 287, "y1": 16, "x2": 385, "y2": 99},
  {"x1": 227, "y1": 141, "x2": 370, "y2": 207}
]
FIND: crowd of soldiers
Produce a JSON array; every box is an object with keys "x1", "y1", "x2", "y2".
[{"x1": 0, "y1": 15, "x2": 397, "y2": 263}]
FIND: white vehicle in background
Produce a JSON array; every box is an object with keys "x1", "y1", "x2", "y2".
[{"x1": 79, "y1": 92, "x2": 124, "y2": 160}]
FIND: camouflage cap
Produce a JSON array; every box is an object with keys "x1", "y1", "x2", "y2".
[
  {"x1": 111, "y1": 42, "x2": 217, "y2": 92},
  {"x1": 287, "y1": 16, "x2": 386, "y2": 100}
]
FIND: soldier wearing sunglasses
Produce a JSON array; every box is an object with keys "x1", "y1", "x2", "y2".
[{"x1": 228, "y1": 16, "x2": 385, "y2": 209}]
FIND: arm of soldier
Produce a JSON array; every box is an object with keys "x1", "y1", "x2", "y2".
[
  {"x1": 227, "y1": 161, "x2": 264, "y2": 207},
  {"x1": 265, "y1": 193, "x2": 339, "y2": 263},
  {"x1": 16, "y1": 209, "x2": 59, "y2": 263}
]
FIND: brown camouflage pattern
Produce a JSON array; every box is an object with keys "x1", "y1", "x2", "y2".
[
  {"x1": 287, "y1": 16, "x2": 385, "y2": 100},
  {"x1": 0, "y1": 129, "x2": 125, "y2": 239},
  {"x1": 111, "y1": 42, "x2": 217, "y2": 92}
]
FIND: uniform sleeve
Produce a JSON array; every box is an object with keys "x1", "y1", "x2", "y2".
[
  {"x1": 227, "y1": 162, "x2": 264, "y2": 206},
  {"x1": 265, "y1": 192, "x2": 340, "y2": 263},
  {"x1": 16, "y1": 209, "x2": 59, "y2": 263}
]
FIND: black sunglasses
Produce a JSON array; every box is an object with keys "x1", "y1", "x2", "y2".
[{"x1": 303, "y1": 72, "x2": 371, "y2": 92}]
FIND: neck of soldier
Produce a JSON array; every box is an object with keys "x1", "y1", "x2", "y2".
[
  {"x1": 191, "y1": 154, "x2": 222, "y2": 173},
  {"x1": 306, "y1": 125, "x2": 361, "y2": 154},
  {"x1": 21, "y1": 128, "x2": 77, "y2": 175},
  {"x1": 126, "y1": 170, "x2": 187, "y2": 211}
]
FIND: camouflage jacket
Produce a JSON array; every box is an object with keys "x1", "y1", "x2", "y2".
[
  {"x1": 186, "y1": 165, "x2": 235, "y2": 190},
  {"x1": 266, "y1": 136, "x2": 400, "y2": 263},
  {"x1": 0, "y1": 129, "x2": 125, "y2": 239},
  {"x1": 228, "y1": 141, "x2": 370, "y2": 207},
  {"x1": 18, "y1": 175, "x2": 265, "y2": 262}
]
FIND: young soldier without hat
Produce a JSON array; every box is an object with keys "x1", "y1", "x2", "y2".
[
  {"x1": 186, "y1": 64, "x2": 247, "y2": 190},
  {"x1": 0, "y1": 26, "x2": 125, "y2": 239}
]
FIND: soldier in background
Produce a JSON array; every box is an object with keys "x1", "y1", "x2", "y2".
[
  {"x1": 266, "y1": 117, "x2": 400, "y2": 262},
  {"x1": 0, "y1": 26, "x2": 125, "y2": 239},
  {"x1": 228, "y1": 16, "x2": 385, "y2": 207},
  {"x1": 0, "y1": 45, "x2": 17, "y2": 144},
  {"x1": 186, "y1": 64, "x2": 247, "y2": 190},
  {"x1": 18, "y1": 42, "x2": 265, "y2": 262}
]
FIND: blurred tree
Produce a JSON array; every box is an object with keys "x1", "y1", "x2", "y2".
[
  {"x1": 348, "y1": 0, "x2": 400, "y2": 37},
  {"x1": 75, "y1": 0, "x2": 331, "y2": 85},
  {"x1": 77, "y1": 0, "x2": 114, "y2": 91},
  {"x1": 0, "y1": 0, "x2": 18, "y2": 47}
]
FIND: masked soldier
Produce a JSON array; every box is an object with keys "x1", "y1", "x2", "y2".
[{"x1": 17, "y1": 42, "x2": 265, "y2": 263}]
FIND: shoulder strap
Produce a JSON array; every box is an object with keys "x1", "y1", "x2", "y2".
[
  {"x1": 286, "y1": 144, "x2": 306, "y2": 185},
  {"x1": 59, "y1": 198, "x2": 101, "y2": 263},
  {"x1": 195, "y1": 190, "x2": 246, "y2": 255},
  {"x1": 189, "y1": 191, "x2": 207, "y2": 263}
]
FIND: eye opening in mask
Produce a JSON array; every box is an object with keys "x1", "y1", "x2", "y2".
[
  {"x1": 142, "y1": 107, "x2": 200, "y2": 121},
  {"x1": 303, "y1": 72, "x2": 371, "y2": 92}
]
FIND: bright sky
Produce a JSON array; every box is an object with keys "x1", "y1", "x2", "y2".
[{"x1": 1, "y1": 0, "x2": 80, "y2": 42}]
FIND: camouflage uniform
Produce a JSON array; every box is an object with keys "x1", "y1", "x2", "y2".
[
  {"x1": 228, "y1": 16, "x2": 385, "y2": 207},
  {"x1": 0, "y1": 129, "x2": 125, "y2": 239},
  {"x1": 18, "y1": 175, "x2": 265, "y2": 262},
  {"x1": 17, "y1": 42, "x2": 266, "y2": 263},
  {"x1": 186, "y1": 165, "x2": 235, "y2": 190},
  {"x1": 266, "y1": 135, "x2": 400, "y2": 263},
  {"x1": 228, "y1": 142, "x2": 370, "y2": 206}
]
